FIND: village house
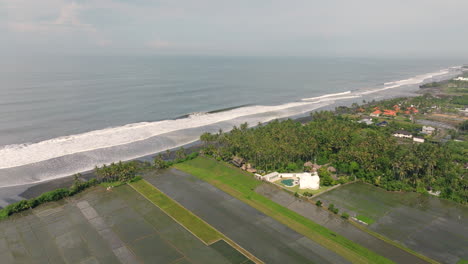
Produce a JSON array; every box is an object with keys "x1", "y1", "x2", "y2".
[
  {"x1": 383, "y1": 109, "x2": 397, "y2": 116},
  {"x1": 422, "y1": 126, "x2": 435, "y2": 135},
  {"x1": 413, "y1": 137, "x2": 425, "y2": 143},
  {"x1": 376, "y1": 121, "x2": 388, "y2": 127},
  {"x1": 358, "y1": 118, "x2": 373, "y2": 125},
  {"x1": 370, "y1": 110, "x2": 382, "y2": 117},
  {"x1": 393, "y1": 130, "x2": 413, "y2": 138}
]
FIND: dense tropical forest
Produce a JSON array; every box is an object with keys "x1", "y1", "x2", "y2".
[{"x1": 200, "y1": 110, "x2": 467, "y2": 204}]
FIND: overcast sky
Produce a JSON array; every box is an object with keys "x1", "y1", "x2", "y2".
[{"x1": 1, "y1": 0, "x2": 468, "y2": 57}]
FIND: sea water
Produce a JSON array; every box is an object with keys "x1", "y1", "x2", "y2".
[{"x1": 0, "y1": 55, "x2": 464, "y2": 187}]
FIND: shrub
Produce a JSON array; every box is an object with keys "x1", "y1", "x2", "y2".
[
  {"x1": 130, "y1": 175, "x2": 143, "y2": 182},
  {"x1": 4, "y1": 200, "x2": 31, "y2": 215},
  {"x1": 303, "y1": 192, "x2": 313, "y2": 197},
  {"x1": 328, "y1": 203, "x2": 339, "y2": 214},
  {"x1": 341, "y1": 212, "x2": 349, "y2": 219},
  {"x1": 316, "y1": 200, "x2": 322, "y2": 207}
]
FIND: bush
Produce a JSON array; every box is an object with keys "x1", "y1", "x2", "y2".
[
  {"x1": 328, "y1": 203, "x2": 339, "y2": 214},
  {"x1": 130, "y1": 175, "x2": 143, "y2": 182},
  {"x1": 315, "y1": 200, "x2": 322, "y2": 207},
  {"x1": 303, "y1": 191, "x2": 313, "y2": 197},
  {"x1": 341, "y1": 212, "x2": 349, "y2": 219}
]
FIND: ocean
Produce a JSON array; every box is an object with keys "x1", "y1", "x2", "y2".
[{"x1": 0, "y1": 55, "x2": 464, "y2": 190}]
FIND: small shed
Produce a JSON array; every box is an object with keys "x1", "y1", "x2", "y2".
[{"x1": 231, "y1": 156, "x2": 244, "y2": 167}]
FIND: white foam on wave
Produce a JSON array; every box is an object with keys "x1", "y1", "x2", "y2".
[
  {"x1": 358, "y1": 69, "x2": 451, "y2": 95},
  {"x1": 302, "y1": 90, "x2": 352, "y2": 101},
  {"x1": 0, "y1": 100, "x2": 332, "y2": 188},
  {"x1": 0, "y1": 101, "x2": 321, "y2": 169},
  {"x1": 0, "y1": 65, "x2": 461, "y2": 189}
]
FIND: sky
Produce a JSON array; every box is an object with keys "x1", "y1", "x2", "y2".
[{"x1": 1, "y1": 0, "x2": 468, "y2": 57}]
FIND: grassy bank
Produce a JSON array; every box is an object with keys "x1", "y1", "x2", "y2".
[
  {"x1": 129, "y1": 179, "x2": 263, "y2": 264},
  {"x1": 174, "y1": 157, "x2": 394, "y2": 264},
  {"x1": 130, "y1": 179, "x2": 221, "y2": 244}
]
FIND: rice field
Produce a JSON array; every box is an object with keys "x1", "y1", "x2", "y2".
[{"x1": 316, "y1": 182, "x2": 468, "y2": 264}]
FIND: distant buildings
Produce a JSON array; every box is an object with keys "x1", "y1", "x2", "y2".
[
  {"x1": 358, "y1": 118, "x2": 373, "y2": 125},
  {"x1": 370, "y1": 110, "x2": 382, "y2": 117},
  {"x1": 422, "y1": 126, "x2": 436, "y2": 135},
  {"x1": 376, "y1": 121, "x2": 388, "y2": 127},
  {"x1": 454, "y1": 77, "x2": 468, "y2": 81},
  {"x1": 383, "y1": 110, "x2": 397, "y2": 116},
  {"x1": 413, "y1": 137, "x2": 425, "y2": 143},
  {"x1": 393, "y1": 130, "x2": 412, "y2": 138}
]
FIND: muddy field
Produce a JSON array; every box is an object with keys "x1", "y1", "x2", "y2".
[
  {"x1": 143, "y1": 169, "x2": 350, "y2": 264},
  {"x1": 315, "y1": 182, "x2": 468, "y2": 264},
  {"x1": 0, "y1": 185, "x2": 248, "y2": 263}
]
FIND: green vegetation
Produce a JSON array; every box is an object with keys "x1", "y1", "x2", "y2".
[
  {"x1": 199, "y1": 97, "x2": 467, "y2": 203},
  {"x1": 174, "y1": 157, "x2": 394, "y2": 264},
  {"x1": 95, "y1": 160, "x2": 144, "y2": 182},
  {"x1": 154, "y1": 150, "x2": 199, "y2": 169},
  {"x1": 341, "y1": 212, "x2": 350, "y2": 219},
  {"x1": 130, "y1": 180, "x2": 221, "y2": 244},
  {"x1": 316, "y1": 200, "x2": 322, "y2": 207},
  {"x1": 0, "y1": 175, "x2": 98, "y2": 220},
  {"x1": 328, "y1": 204, "x2": 339, "y2": 214},
  {"x1": 456, "y1": 259, "x2": 468, "y2": 264},
  {"x1": 1, "y1": 161, "x2": 146, "y2": 220},
  {"x1": 356, "y1": 215, "x2": 375, "y2": 225}
]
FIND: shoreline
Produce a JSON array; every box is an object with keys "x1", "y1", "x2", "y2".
[{"x1": 0, "y1": 67, "x2": 463, "y2": 208}]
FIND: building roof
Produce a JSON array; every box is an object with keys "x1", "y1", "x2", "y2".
[
  {"x1": 394, "y1": 130, "x2": 412, "y2": 135},
  {"x1": 372, "y1": 110, "x2": 382, "y2": 114},
  {"x1": 376, "y1": 121, "x2": 388, "y2": 126},
  {"x1": 383, "y1": 110, "x2": 397, "y2": 116}
]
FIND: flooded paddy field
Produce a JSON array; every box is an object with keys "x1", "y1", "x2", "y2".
[
  {"x1": 315, "y1": 182, "x2": 468, "y2": 264},
  {"x1": 0, "y1": 185, "x2": 249, "y2": 264},
  {"x1": 144, "y1": 169, "x2": 350, "y2": 264}
]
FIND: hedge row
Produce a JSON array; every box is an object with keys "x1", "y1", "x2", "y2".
[{"x1": 0, "y1": 178, "x2": 99, "y2": 220}]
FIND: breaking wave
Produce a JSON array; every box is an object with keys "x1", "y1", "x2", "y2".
[{"x1": 0, "y1": 66, "x2": 461, "y2": 187}]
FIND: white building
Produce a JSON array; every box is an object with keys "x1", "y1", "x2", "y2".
[
  {"x1": 422, "y1": 126, "x2": 435, "y2": 135},
  {"x1": 358, "y1": 118, "x2": 373, "y2": 125},
  {"x1": 413, "y1": 137, "x2": 425, "y2": 143},
  {"x1": 393, "y1": 130, "x2": 412, "y2": 138},
  {"x1": 454, "y1": 77, "x2": 468, "y2": 81},
  {"x1": 256, "y1": 172, "x2": 280, "y2": 182},
  {"x1": 298, "y1": 172, "x2": 320, "y2": 190},
  {"x1": 257, "y1": 172, "x2": 320, "y2": 190}
]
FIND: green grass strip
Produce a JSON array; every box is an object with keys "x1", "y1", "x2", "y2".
[
  {"x1": 174, "y1": 157, "x2": 398, "y2": 264},
  {"x1": 130, "y1": 179, "x2": 221, "y2": 244},
  {"x1": 129, "y1": 179, "x2": 264, "y2": 264},
  {"x1": 356, "y1": 215, "x2": 375, "y2": 225}
]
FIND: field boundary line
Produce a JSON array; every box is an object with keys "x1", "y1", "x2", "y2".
[
  {"x1": 348, "y1": 220, "x2": 440, "y2": 264},
  {"x1": 129, "y1": 180, "x2": 264, "y2": 264}
]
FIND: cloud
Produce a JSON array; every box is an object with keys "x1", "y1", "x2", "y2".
[
  {"x1": 7, "y1": 2, "x2": 95, "y2": 33},
  {"x1": 146, "y1": 40, "x2": 173, "y2": 49}
]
